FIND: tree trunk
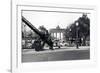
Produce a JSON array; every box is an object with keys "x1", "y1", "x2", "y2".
[{"x1": 82, "y1": 36, "x2": 86, "y2": 46}]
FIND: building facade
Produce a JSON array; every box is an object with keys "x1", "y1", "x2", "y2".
[{"x1": 49, "y1": 26, "x2": 65, "y2": 40}]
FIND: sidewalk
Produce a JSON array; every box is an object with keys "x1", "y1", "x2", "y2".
[
  {"x1": 22, "y1": 46, "x2": 90, "y2": 62},
  {"x1": 22, "y1": 46, "x2": 90, "y2": 54}
]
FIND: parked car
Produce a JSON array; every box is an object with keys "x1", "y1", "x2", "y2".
[{"x1": 60, "y1": 42, "x2": 69, "y2": 47}]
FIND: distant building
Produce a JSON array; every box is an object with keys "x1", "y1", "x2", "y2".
[{"x1": 49, "y1": 25, "x2": 65, "y2": 40}]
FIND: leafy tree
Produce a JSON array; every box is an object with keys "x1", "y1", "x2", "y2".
[{"x1": 64, "y1": 13, "x2": 90, "y2": 46}]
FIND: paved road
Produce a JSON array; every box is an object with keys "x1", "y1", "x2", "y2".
[{"x1": 22, "y1": 46, "x2": 90, "y2": 62}]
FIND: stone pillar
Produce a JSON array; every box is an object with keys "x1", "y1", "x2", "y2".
[
  {"x1": 60, "y1": 32, "x2": 61, "y2": 40},
  {"x1": 51, "y1": 33, "x2": 53, "y2": 37},
  {"x1": 54, "y1": 33, "x2": 56, "y2": 38},
  {"x1": 62, "y1": 32, "x2": 64, "y2": 39},
  {"x1": 53, "y1": 33, "x2": 54, "y2": 37},
  {"x1": 56, "y1": 33, "x2": 57, "y2": 39}
]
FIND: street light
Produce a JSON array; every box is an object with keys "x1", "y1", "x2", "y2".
[
  {"x1": 69, "y1": 28, "x2": 72, "y2": 45},
  {"x1": 70, "y1": 28, "x2": 71, "y2": 32},
  {"x1": 76, "y1": 22, "x2": 79, "y2": 26},
  {"x1": 76, "y1": 22, "x2": 79, "y2": 49}
]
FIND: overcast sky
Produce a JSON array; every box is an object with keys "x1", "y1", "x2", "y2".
[{"x1": 22, "y1": 11, "x2": 90, "y2": 30}]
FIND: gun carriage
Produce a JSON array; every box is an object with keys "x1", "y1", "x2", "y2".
[{"x1": 22, "y1": 16, "x2": 54, "y2": 51}]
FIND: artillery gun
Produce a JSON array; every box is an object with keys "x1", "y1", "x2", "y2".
[{"x1": 22, "y1": 16, "x2": 54, "y2": 51}]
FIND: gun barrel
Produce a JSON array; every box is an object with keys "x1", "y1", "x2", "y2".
[
  {"x1": 22, "y1": 16, "x2": 53, "y2": 48},
  {"x1": 22, "y1": 16, "x2": 42, "y2": 36}
]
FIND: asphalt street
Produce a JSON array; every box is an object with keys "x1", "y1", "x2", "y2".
[{"x1": 22, "y1": 46, "x2": 90, "y2": 62}]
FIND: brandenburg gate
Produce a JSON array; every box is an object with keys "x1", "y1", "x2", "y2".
[{"x1": 49, "y1": 26, "x2": 65, "y2": 40}]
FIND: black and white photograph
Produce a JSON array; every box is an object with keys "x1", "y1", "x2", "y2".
[{"x1": 21, "y1": 9, "x2": 90, "y2": 62}]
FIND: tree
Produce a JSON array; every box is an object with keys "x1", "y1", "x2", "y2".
[
  {"x1": 39, "y1": 25, "x2": 47, "y2": 33},
  {"x1": 39, "y1": 25, "x2": 49, "y2": 37},
  {"x1": 64, "y1": 13, "x2": 90, "y2": 46},
  {"x1": 77, "y1": 14, "x2": 90, "y2": 45}
]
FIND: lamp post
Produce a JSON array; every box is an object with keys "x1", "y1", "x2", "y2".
[
  {"x1": 69, "y1": 29, "x2": 72, "y2": 45},
  {"x1": 76, "y1": 22, "x2": 79, "y2": 49}
]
